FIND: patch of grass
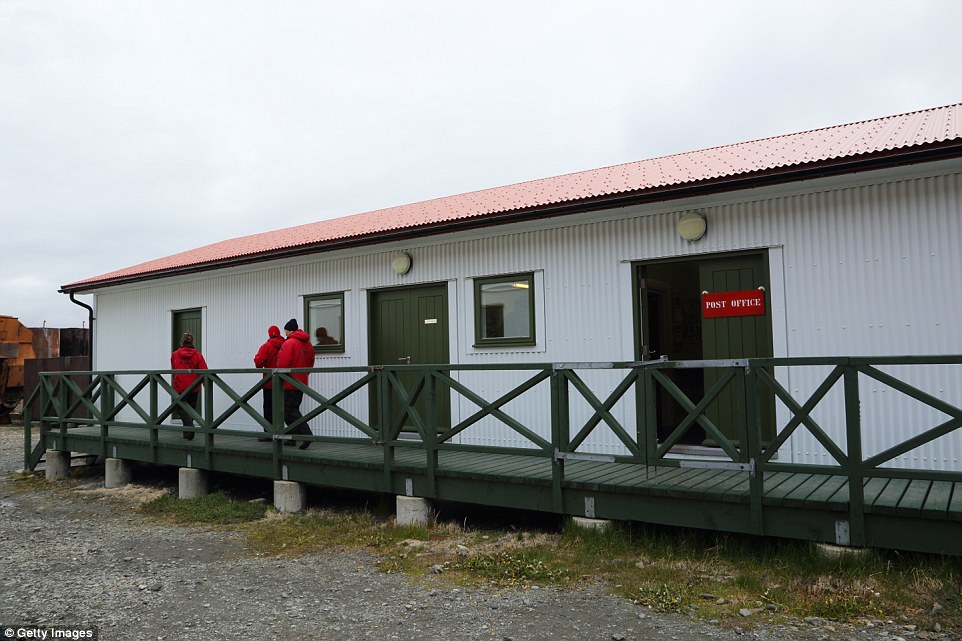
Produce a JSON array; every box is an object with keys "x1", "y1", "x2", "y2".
[
  {"x1": 449, "y1": 549, "x2": 569, "y2": 587},
  {"x1": 4, "y1": 470, "x2": 49, "y2": 491},
  {"x1": 140, "y1": 491, "x2": 269, "y2": 524},
  {"x1": 243, "y1": 508, "x2": 430, "y2": 557},
  {"x1": 574, "y1": 524, "x2": 961, "y2": 632}
]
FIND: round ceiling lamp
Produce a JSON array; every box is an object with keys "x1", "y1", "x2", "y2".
[
  {"x1": 391, "y1": 252, "x2": 412, "y2": 275},
  {"x1": 677, "y1": 211, "x2": 707, "y2": 242}
]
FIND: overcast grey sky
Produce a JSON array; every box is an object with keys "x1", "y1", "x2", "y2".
[{"x1": 3, "y1": 0, "x2": 961, "y2": 328}]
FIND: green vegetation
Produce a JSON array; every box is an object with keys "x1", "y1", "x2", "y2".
[
  {"x1": 232, "y1": 507, "x2": 962, "y2": 633},
  {"x1": 140, "y1": 491, "x2": 269, "y2": 524},
  {"x1": 450, "y1": 550, "x2": 569, "y2": 586}
]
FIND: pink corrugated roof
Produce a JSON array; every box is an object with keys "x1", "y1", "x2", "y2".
[{"x1": 64, "y1": 103, "x2": 962, "y2": 290}]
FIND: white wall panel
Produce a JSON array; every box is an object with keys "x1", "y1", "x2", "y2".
[{"x1": 92, "y1": 164, "x2": 962, "y2": 466}]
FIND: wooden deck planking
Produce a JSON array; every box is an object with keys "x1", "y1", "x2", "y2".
[
  {"x1": 782, "y1": 474, "x2": 836, "y2": 508},
  {"x1": 802, "y1": 475, "x2": 848, "y2": 510},
  {"x1": 565, "y1": 460, "x2": 640, "y2": 486},
  {"x1": 701, "y1": 472, "x2": 751, "y2": 503},
  {"x1": 761, "y1": 472, "x2": 799, "y2": 496},
  {"x1": 665, "y1": 468, "x2": 733, "y2": 499},
  {"x1": 439, "y1": 451, "x2": 551, "y2": 481},
  {"x1": 920, "y1": 481, "x2": 954, "y2": 518},
  {"x1": 947, "y1": 482, "x2": 962, "y2": 521},
  {"x1": 764, "y1": 474, "x2": 815, "y2": 504},
  {"x1": 38, "y1": 424, "x2": 962, "y2": 542},
  {"x1": 585, "y1": 463, "x2": 656, "y2": 488},
  {"x1": 871, "y1": 478, "x2": 911, "y2": 514},
  {"x1": 687, "y1": 469, "x2": 744, "y2": 500},
  {"x1": 590, "y1": 464, "x2": 665, "y2": 490},
  {"x1": 896, "y1": 479, "x2": 933, "y2": 516},
  {"x1": 635, "y1": 466, "x2": 702, "y2": 495},
  {"x1": 862, "y1": 477, "x2": 891, "y2": 505}
]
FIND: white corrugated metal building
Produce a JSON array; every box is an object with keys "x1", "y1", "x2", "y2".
[{"x1": 61, "y1": 104, "x2": 962, "y2": 470}]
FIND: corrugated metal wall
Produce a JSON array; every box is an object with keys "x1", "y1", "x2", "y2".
[{"x1": 92, "y1": 164, "x2": 962, "y2": 469}]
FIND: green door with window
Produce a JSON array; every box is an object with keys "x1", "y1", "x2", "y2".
[
  {"x1": 369, "y1": 284, "x2": 449, "y2": 433},
  {"x1": 699, "y1": 254, "x2": 774, "y2": 443}
]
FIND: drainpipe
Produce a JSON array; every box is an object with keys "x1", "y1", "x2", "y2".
[{"x1": 68, "y1": 292, "x2": 94, "y2": 369}]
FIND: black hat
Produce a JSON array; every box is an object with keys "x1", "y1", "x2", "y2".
[{"x1": 284, "y1": 318, "x2": 298, "y2": 332}]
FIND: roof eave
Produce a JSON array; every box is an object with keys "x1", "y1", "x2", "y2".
[{"x1": 61, "y1": 140, "x2": 962, "y2": 295}]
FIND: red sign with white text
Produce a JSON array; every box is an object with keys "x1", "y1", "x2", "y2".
[{"x1": 702, "y1": 289, "x2": 766, "y2": 319}]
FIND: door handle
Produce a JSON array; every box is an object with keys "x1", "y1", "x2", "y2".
[{"x1": 398, "y1": 356, "x2": 411, "y2": 364}]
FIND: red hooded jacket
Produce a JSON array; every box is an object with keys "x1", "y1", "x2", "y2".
[
  {"x1": 253, "y1": 335, "x2": 285, "y2": 388},
  {"x1": 276, "y1": 329, "x2": 314, "y2": 390},
  {"x1": 170, "y1": 346, "x2": 208, "y2": 393}
]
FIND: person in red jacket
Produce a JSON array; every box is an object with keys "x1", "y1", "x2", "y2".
[
  {"x1": 253, "y1": 325, "x2": 285, "y2": 441},
  {"x1": 276, "y1": 318, "x2": 315, "y2": 449},
  {"x1": 170, "y1": 332, "x2": 208, "y2": 440}
]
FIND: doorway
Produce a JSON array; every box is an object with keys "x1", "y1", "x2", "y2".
[
  {"x1": 369, "y1": 284, "x2": 450, "y2": 432},
  {"x1": 636, "y1": 252, "x2": 774, "y2": 445},
  {"x1": 171, "y1": 308, "x2": 202, "y2": 352}
]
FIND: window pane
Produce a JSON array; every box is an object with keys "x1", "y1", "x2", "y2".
[
  {"x1": 480, "y1": 279, "x2": 531, "y2": 339},
  {"x1": 307, "y1": 296, "x2": 342, "y2": 348}
]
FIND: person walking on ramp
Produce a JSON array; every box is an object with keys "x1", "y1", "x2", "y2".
[
  {"x1": 276, "y1": 318, "x2": 315, "y2": 449},
  {"x1": 170, "y1": 331, "x2": 208, "y2": 440},
  {"x1": 253, "y1": 325, "x2": 285, "y2": 441}
]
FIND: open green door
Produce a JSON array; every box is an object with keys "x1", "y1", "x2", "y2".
[
  {"x1": 172, "y1": 308, "x2": 203, "y2": 352},
  {"x1": 699, "y1": 254, "x2": 774, "y2": 443}
]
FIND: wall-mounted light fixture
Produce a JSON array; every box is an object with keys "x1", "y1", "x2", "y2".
[
  {"x1": 391, "y1": 252, "x2": 412, "y2": 275},
  {"x1": 677, "y1": 211, "x2": 707, "y2": 242}
]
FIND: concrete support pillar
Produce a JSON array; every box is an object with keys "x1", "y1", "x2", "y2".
[
  {"x1": 45, "y1": 450, "x2": 70, "y2": 481},
  {"x1": 396, "y1": 495, "x2": 431, "y2": 526},
  {"x1": 178, "y1": 468, "x2": 208, "y2": 499},
  {"x1": 274, "y1": 480, "x2": 306, "y2": 513},
  {"x1": 104, "y1": 458, "x2": 132, "y2": 488},
  {"x1": 571, "y1": 516, "x2": 613, "y2": 533}
]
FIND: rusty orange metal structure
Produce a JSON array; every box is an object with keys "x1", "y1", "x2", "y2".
[{"x1": 0, "y1": 315, "x2": 36, "y2": 417}]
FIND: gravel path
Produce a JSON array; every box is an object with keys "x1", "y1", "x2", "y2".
[{"x1": 0, "y1": 424, "x2": 949, "y2": 641}]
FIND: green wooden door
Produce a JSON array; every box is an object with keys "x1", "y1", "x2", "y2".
[
  {"x1": 699, "y1": 254, "x2": 773, "y2": 443},
  {"x1": 172, "y1": 309, "x2": 202, "y2": 352},
  {"x1": 369, "y1": 284, "x2": 450, "y2": 432}
]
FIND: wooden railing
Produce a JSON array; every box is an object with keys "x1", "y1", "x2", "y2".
[{"x1": 24, "y1": 356, "x2": 962, "y2": 548}]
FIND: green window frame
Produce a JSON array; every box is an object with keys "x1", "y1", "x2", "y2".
[
  {"x1": 473, "y1": 273, "x2": 536, "y2": 347},
  {"x1": 304, "y1": 292, "x2": 345, "y2": 353}
]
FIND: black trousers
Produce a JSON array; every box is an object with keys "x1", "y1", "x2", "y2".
[
  {"x1": 262, "y1": 388, "x2": 274, "y2": 430},
  {"x1": 283, "y1": 389, "x2": 311, "y2": 435},
  {"x1": 176, "y1": 391, "x2": 199, "y2": 426}
]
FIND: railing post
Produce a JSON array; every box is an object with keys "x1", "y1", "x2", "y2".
[
  {"x1": 204, "y1": 372, "x2": 215, "y2": 458},
  {"x1": 744, "y1": 364, "x2": 764, "y2": 535},
  {"x1": 55, "y1": 375, "x2": 68, "y2": 447},
  {"x1": 101, "y1": 374, "x2": 115, "y2": 458},
  {"x1": 424, "y1": 369, "x2": 438, "y2": 497},
  {"x1": 642, "y1": 367, "x2": 658, "y2": 466},
  {"x1": 271, "y1": 372, "x2": 284, "y2": 479},
  {"x1": 149, "y1": 374, "x2": 159, "y2": 463},
  {"x1": 632, "y1": 368, "x2": 647, "y2": 468},
  {"x1": 378, "y1": 368, "x2": 394, "y2": 493},
  {"x1": 550, "y1": 365, "x2": 569, "y2": 513},
  {"x1": 844, "y1": 364, "x2": 866, "y2": 547},
  {"x1": 23, "y1": 380, "x2": 37, "y2": 470}
]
